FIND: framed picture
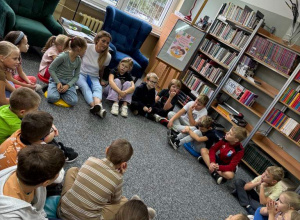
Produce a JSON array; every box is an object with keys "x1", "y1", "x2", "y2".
[{"x1": 157, "y1": 19, "x2": 205, "y2": 71}]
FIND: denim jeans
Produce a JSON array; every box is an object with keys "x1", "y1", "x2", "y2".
[
  {"x1": 47, "y1": 78, "x2": 78, "y2": 106},
  {"x1": 76, "y1": 73, "x2": 102, "y2": 105}
]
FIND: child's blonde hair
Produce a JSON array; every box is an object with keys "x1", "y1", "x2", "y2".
[
  {"x1": 106, "y1": 139, "x2": 133, "y2": 165},
  {"x1": 196, "y1": 94, "x2": 209, "y2": 106},
  {"x1": 114, "y1": 200, "x2": 149, "y2": 220},
  {"x1": 118, "y1": 57, "x2": 134, "y2": 72},
  {"x1": 64, "y1": 36, "x2": 87, "y2": 52},
  {"x1": 168, "y1": 79, "x2": 181, "y2": 89},
  {"x1": 0, "y1": 41, "x2": 19, "y2": 58},
  {"x1": 94, "y1": 30, "x2": 112, "y2": 70},
  {"x1": 291, "y1": 210, "x2": 300, "y2": 219},
  {"x1": 42, "y1": 35, "x2": 68, "y2": 53},
  {"x1": 146, "y1": 72, "x2": 159, "y2": 81},
  {"x1": 10, "y1": 87, "x2": 41, "y2": 111},
  {"x1": 281, "y1": 191, "x2": 300, "y2": 211},
  {"x1": 197, "y1": 115, "x2": 213, "y2": 129},
  {"x1": 266, "y1": 166, "x2": 284, "y2": 182},
  {"x1": 231, "y1": 126, "x2": 247, "y2": 142}
]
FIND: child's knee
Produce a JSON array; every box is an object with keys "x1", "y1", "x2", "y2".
[
  {"x1": 167, "y1": 111, "x2": 175, "y2": 119},
  {"x1": 200, "y1": 147, "x2": 208, "y2": 155},
  {"x1": 47, "y1": 94, "x2": 60, "y2": 103},
  {"x1": 222, "y1": 171, "x2": 235, "y2": 180}
]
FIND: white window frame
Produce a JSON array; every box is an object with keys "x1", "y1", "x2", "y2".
[{"x1": 81, "y1": 0, "x2": 180, "y2": 35}]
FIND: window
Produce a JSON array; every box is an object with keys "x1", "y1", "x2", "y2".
[{"x1": 82, "y1": 0, "x2": 180, "y2": 34}]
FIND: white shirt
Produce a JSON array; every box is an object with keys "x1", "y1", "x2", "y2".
[
  {"x1": 80, "y1": 44, "x2": 111, "y2": 77},
  {"x1": 181, "y1": 101, "x2": 208, "y2": 125}
]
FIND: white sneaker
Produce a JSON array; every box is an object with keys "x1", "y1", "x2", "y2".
[
  {"x1": 148, "y1": 207, "x2": 156, "y2": 219},
  {"x1": 120, "y1": 105, "x2": 128, "y2": 117},
  {"x1": 154, "y1": 114, "x2": 163, "y2": 122},
  {"x1": 97, "y1": 108, "x2": 107, "y2": 118},
  {"x1": 111, "y1": 103, "x2": 119, "y2": 115},
  {"x1": 247, "y1": 215, "x2": 254, "y2": 220},
  {"x1": 131, "y1": 195, "x2": 141, "y2": 200},
  {"x1": 35, "y1": 84, "x2": 42, "y2": 92}
]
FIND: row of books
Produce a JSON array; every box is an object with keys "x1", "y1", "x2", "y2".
[
  {"x1": 280, "y1": 87, "x2": 300, "y2": 111},
  {"x1": 211, "y1": 20, "x2": 250, "y2": 49},
  {"x1": 191, "y1": 55, "x2": 224, "y2": 84},
  {"x1": 243, "y1": 143, "x2": 274, "y2": 174},
  {"x1": 182, "y1": 71, "x2": 214, "y2": 98},
  {"x1": 216, "y1": 103, "x2": 240, "y2": 118},
  {"x1": 266, "y1": 108, "x2": 300, "y2": 142},
  {"x1": 177, "y1": 91, "x2": 193, "y2": 106},
  {"x1": 200, "y1": 39, "x2": 237, "y2": 67},
  {"x1": 247, "y1": 35, "x2": 298, "y2": 75},
  {"x1": 220, "y1": 3, "x2": 261, "y2": 29},
  {"x1": 223, "y1": 78, "x2": 258, "y2": 107}
]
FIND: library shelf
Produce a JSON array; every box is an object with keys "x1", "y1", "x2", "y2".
[
  {"x1": 189, "y1": 66, "x2": 219, "y2": 87},
  {"x1": 245, "y1": 52, "x2": 290, "y2": 79},
  {"x1": 220, "y1": 17, "x2": 254, "y2": 33},
  {"x1": 199, "y1": 49, "x2": 230, "y2": 69},
  {"x1": 241, "y1": 159, "x2": 260, "y2": 175},
  {"x1": 232, "y1": 71, "x2": 278, "y2": 98},
  {"x1": 251, "y1": 133, "x2": 300, "y2": 180},
  {"x1": 265, "y1": 121, "x2": 300, "y2": 147},
  {"x1": 209, "y1": 33, "x2": 242, "y2": 52},
  {"x1": 279, "y1": 101, "x2": 300, "y2": 115},
  {"x1": 257, "y1": 28, "x2": 300, "y2": 55},
  {"x1": 222, "y1": 90, "x2": 266, "y2": 118}
]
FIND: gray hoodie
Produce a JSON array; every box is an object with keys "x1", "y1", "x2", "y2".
[{"x1": 0, "y1": 166, "x2": 48, "y2": 219}]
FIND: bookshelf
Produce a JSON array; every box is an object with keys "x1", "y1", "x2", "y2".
[{"x1": 178, "y1": 2, "x2": 300, "y2": 181}]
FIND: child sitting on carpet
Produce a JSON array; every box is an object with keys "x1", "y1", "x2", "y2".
[
  {"x1": 226, "y1": 214, "x2": 249, "y2": 220},
  {"x1": 130, "y1": 72, "x2": 158, "y2": 117},
  {"x1": 201, "y1": 126, "x2": 247, "y2": 184},
  {"x1": 169, "y1": 116, "x2": 222, "y2": 156},
  {"x1": 105, "y1": 57, "x2": 135, "y2": 117},
  {"x1": 47, "y1": 36, "x2": 87, "y2": 106},
  {"x1": 39, "y1": 34, "x2": 68, "y2": 82},
  {"x1": 4, "y1": 31, "x2": 41, "y2": 91}
]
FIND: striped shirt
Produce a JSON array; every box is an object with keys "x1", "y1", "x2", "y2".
[{"x1": 60, "y1": 157, "x2": 123, "y2": 220}]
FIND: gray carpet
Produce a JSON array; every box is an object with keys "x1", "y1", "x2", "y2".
[{"x1": 21, "y1": 49, "x2": 255, "y2": 220}]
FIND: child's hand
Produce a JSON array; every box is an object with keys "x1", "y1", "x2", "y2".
[
  {"x1": 170, "y1": 91, "x2": 176, "y2": 98},
  {"x1": 57, "y1": 83, "x2": 63, "y2": 92},
  {"x1": 181, "y1": 126, "x2": 190, "y2": 133},
  {"x1": 148, "y1": 107, "x2": 152, "y2": 113},
  {"x1": 119, "y1": 91, "x2": 127, "y2": 98},
  {"x1": 167, "y1": 120, "x2": 173, "y2": 129},
  {"x1": 60, "y1": 85, "x2": 70, "y2": 93},
  {"x1": 26, "y1": 84, "x2": 37, "y2": 90},
  {"x1": 209, "y1": 163, "x2": 218, "y2": 173},
  {"x1": 189, "y1": 105, "x2": 195, "y2": 113},
  {"x1": 261, "y1": 182, "x2": 268, "y2": 188},
  {"x1": 52, "y1": 125, "x2": 59, "y2": 137},
  {"x1": 143, "y1": 106, "x2": 149, "y2": 112},
  {"x1": 267, "y1": 200, "x2": 276, "y2": 215}
]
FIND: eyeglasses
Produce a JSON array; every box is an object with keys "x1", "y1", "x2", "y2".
[
  {"x1": 149, "y1": 80, "x2": 158, "y2": 84},
  {"x1": 41, "y1": 127, "x2": 55, "y2": 141}
]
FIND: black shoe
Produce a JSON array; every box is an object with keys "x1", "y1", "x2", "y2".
[
  {"x1": 90, "y1": 104, "x2": 101, "y2": 114},
  {"x1": 211, "y1": 171, "x2": 223, "y2": 185},
  {"x1": 170, "y1": 136, "x2": 180, "y2": 150},
  {"x1": 65, "y1": 151, "x2": 78, "y2": 163},
  {"x1": 57, "y1": 142, "x2": 74, "y2": 152},
  {"x1": 231, "y1": 189, "x2": 237, "y2": 197}
]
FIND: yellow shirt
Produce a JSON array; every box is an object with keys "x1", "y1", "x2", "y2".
[{"x1": 252, "y1": 175, "x2": 283, "y2": 200}]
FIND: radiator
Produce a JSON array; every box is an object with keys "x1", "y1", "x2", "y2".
[{"x1": 79, "y1": 13, "x2": 103, "y2": 33}]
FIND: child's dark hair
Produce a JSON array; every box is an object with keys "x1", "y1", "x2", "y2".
[
  {"x1": 4, "y1": 31, "x2": 25, "y2": 46},
  {"x1": 114, "y1": 200, "x2": 149, "y2": 220},
  {"x1": 42, "y1": 34, "x2": 68, "y2": 53},
  {"x1": 16, "y1": 144, "x2": 65, "y2": 186},
  {"x1": 10, "y1": 87, "x2": 41, "y2": 111},
  {"x1": 106, "y1": 139, "x2": 133, "y2": 165},
  {"x1": 64, "y1": 36, "x2": 87, "y2": 52},
  {"x1": 21, "y1": 111, "x2": 53, "y2": 143}
]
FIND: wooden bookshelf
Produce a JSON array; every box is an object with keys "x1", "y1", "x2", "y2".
[
  {"x1": 252, "y1": 133, "x2": 300, "y2": 180},
  {"x1": 279, "y1": 101, "x2": 300, "y2": 115},
  {"x1": 232, "y1": 71, "x2": 278, "y2": 98},
  {"x1": 189, "y1": 66, "x2": 219, "y2": 86},
  {"x1": 217, "y1": 16, "x2": 254, "y2": 33},
  {"x1": 199, "y1": 49, "x2": 230, "y2": 69},
  {"x1": 209, "y1": 33, "x2": 241, "y2": 52},
  {"x1": 245, "y1": 52, "x2": 290, "y2": 79}
]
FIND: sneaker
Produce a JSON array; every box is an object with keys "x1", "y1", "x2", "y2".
[
  {"x1": 170, "y1": 136, "x2": 180, "y2": 150},
  {"x1": 97, "y1": 108, "x2": 107, "y2": 118},
  {"x1": 197, "y1": 156, "x2": 203, "y2": 163},
  {"x1": 211, "y1": 171, "x2": 223, "y2": 185},
  {"x1": 231, "y1": 189, "x2": 237, "y2": 197},
  {"x1": 111, "y1": 103, "x2": 119, "y2": 115},
  {"x1": 131, "y1": 195, "x2": 141, "y2": 200},
  {"x1": 90, "y1": 104, "x2": 101, "y2": 114},
  {"x1": 159, "y1": 118, "x2": 169, "y2": 127},
  {"x1": 35, "y1": 84, "x2": 43, "y2": 92},
  {"x1": 147, "y1": 207, "x2": 156, "y2": 219},
  {"x1": 120, "y1": 105, "x2": 128, "y2": 117},
  {"x1": 247, "y1": 215, "x2": 254, "y2": 220},
  {"x1": 154, "y1": 114, "x2": 163, "y2": 122}
]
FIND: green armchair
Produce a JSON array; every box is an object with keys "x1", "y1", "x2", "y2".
[{"x1": 0, "y1": 0, "x2": 63, "y2": 48}]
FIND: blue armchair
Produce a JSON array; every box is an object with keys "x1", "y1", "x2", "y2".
[{"x1": 102, "y1": 6, "x2": 152, "y2": 79}]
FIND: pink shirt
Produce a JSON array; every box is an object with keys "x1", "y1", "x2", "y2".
[{"x1": 39, "y1": 46, "x2": 59, "y2": 76}]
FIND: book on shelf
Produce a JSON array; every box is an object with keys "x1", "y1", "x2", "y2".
[
  {"x1": 280, "y1": 87, "x2": 300, "y2": 112},
  {"x1": 247, "y1": 35, "x2": 298, "y2": 75},
  {"x1": 295, "y1": 70, "x2": 300, "y2": 80},
  {"x1": 178, "y1": 91, "x2": 193, "y2": 106}
]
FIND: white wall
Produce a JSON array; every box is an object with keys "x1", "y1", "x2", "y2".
[{"x1": 240, "y1": 0, "x2": 293, "y2": 20}]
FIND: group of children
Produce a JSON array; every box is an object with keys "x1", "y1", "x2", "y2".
[{"x1": 0, "y1": 29, "x2": 299, "y2": 220}]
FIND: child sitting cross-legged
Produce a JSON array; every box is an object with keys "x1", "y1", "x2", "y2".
[
  {"x1": 169, "y1": 115, "x2": 222, "y2": 154},
  {"x1": 130, "y1": 72, "x2": 158, "y2": 117},
  {"x1": 105, "y1": 57, "x2": 135, "y2": 117},
  {"x1": 0, "y1": 144, "x2": 65, "y2": 219},
  {"x1": 233, "y1": 166, "x2": 284, "y2": 215},
  {"x1": 254, "y1": 191, "x2": 300, "y2": 220},
  {"x1": 200, "y1": 126, "x2": 247, "y2": 184},
  {"x1": 58, "y1": 139, "x2": 134, "y2": 220},
  {"x1": 167, "y1": 94, "x2": 208, "y2": 138}
]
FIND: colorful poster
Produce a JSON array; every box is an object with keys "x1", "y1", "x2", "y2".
[{"x1": 167, "y1": 31, "x2": 195, "y2": 61}]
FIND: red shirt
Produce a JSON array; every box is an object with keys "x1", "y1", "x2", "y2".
[{"x1": 209, "y1": 139, "x2": 244, "y2": 172}]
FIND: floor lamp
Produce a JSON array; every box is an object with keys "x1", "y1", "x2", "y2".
[{"x1": 73, "y1": 0, "x2": 82, "y2": 20}]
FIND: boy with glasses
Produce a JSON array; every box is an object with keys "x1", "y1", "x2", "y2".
[{"x1": 130, "y1": 72, "x2": 158, "y2": 117}]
